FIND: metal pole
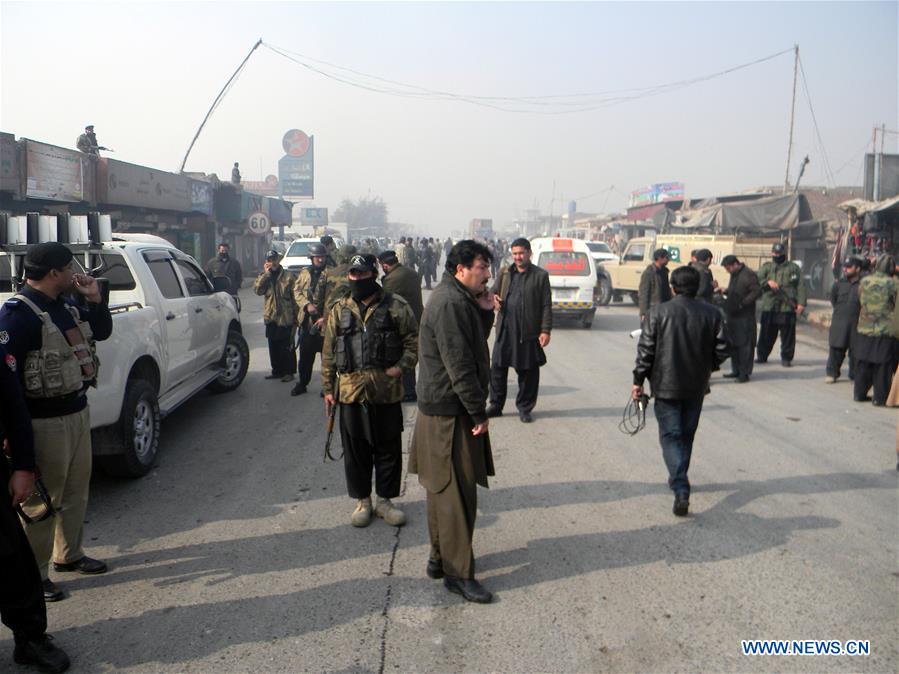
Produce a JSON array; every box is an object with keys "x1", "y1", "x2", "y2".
[
  {"x1": 878, "y1": 123, "x2": 886, "y2": 201},
  {"x1": 783, "y1": 45, "x2": 799, "y2": 195},
  {"x1": 178, "y1": 39, "x2": 262, "y2": 174}
]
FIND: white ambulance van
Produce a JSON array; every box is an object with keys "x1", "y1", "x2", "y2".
[{"x1": 530, "y1": 237, "x2": 598, "y2": 328}]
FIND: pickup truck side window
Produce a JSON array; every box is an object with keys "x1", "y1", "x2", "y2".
[
  {"x1": 174, "y1": 259, "x2": 213, "y2": 297},
  {"x1": 98, "y1": 253, "x2": 137, "y2": 291},
  {"x1": 623, "y1": 244, "x2": 646, "y2": 262},
  {"x1": 144, "y1": 254, "x2": 184, "y2": 300}
]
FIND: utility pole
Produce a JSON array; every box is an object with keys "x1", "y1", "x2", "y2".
[
  {"x1": 179, "y1": 39, "x2": 263, "y2": 174},
  {"x1": 783, "y1": 44, "x2": 799, "y2": 195}
]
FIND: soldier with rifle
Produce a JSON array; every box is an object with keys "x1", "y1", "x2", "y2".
[
  {"x1": 290, "y1": 243, "x2": 329, "y2": 396},
  {"x1": 321, "y1": 254, "x2": 418, "y2": 529},
  {"x1": 756, "y1": 242, "x2": 807, "y2": 367},
  {"x1": 75, "y1": 125, "x2": 108, "y2": 157}
]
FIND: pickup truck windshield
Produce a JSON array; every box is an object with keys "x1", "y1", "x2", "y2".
[
  {"x1": 286, "y1": 241, "x2": 315, "y2": 257},
  {"x1": 538, "y1": 252, "x2": 591, "y2": 276},
  {"x1": 586, "y1": 242, "x2": 612, "y2": 254}
]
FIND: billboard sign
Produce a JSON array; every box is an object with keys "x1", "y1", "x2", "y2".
[
  {"x1": 0, "y1": 133, "x2": 20, "y2": 197},
  {"x1": 300, "y1": 207, "x2": 328, "y2": 227},
  {"x1": 629, "y1": 182, "x2": 685, "y2": 207},
  {"x1": 24, "y1": 140, "x2": 86, "y2": 202},
  {"x1": 189, "y1": 179, "x2": 212, "y2": 214},
  {"x1": 99, "y1": 159, "x2": 191, "y2": 211},
  {"x1": 278, "y1": 131, "x2": 314, "y2": 199}
]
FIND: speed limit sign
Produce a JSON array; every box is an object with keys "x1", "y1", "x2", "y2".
[{"x1": 247, "y1": 211, "x2": 270, "y2": 235}]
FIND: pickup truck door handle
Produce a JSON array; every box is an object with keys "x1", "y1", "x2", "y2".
[
  {"x1": 194, "y1": 307, "x2": 203, "y2": 313},
  {"x1": 165, "y1": 312, "x2": 176, "y2": 321}
]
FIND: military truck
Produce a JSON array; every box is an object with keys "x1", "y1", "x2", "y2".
[{"x1": 598, "y1": 234, "x2": 780, "y2": 304}]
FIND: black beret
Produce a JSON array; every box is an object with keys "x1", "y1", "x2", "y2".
[
  {"x1": 377, "y1": 250, "x2": 399, "y2": 264},
  {"x1": 25, "y1": 242, "x2": 73, "y2": 271}
]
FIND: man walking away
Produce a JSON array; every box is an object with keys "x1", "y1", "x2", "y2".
[
  {"x1": 379, "y1": 250, "x2": 424, "y2": 402},
  {"x1": 720, "y1": 255, "x2": 761, "y2": 382},
  {"x1": 253, "y1": 250, "x2": 296, "y2": 382},
  {"x1": 633, "y1": 266, "x2": 729, "y2": 517},
  {"x1": 486, "y1": 238, "x2": 552, "y2": 423},
  {"x1": 409, "y1": 240, "x2": 496, "y2": 603},
  {"x1": 204, "y1": 242, "x2": 242, "y2": 296},
  {"x1": 826, "y1": 256, "x2": 863, "y2": 383},
  {"x1": 321, "y1": 254, "x2": 418, "y2": 528},
  {"x1": 638, "y1": 249, "x2": 672, "y2": 324},
  {"x1": 756, "y1": 242, "x2": 806, "y2": 366},
  {"x1": 854, "y1": 255, "x2": 898, "y2": 406}
]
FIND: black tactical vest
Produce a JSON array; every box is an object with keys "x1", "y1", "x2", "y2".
[{"x1": 335, "y1": 293, "x2": 403, "y2": 373}]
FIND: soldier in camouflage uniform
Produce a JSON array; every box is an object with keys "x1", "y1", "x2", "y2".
[
  {"x1": 321, "y1": 254, "x2": 418, "y2": 529},
  {"x1": 853, "y1": 255, "x2": 898, "y2": 406},
  {"x1": 756, "y1": 242, "x2": 807, "y2": 367},
  {"x1": 253, "y1": 250, "x2": 297, "y2": 382},
  {"x1": 290, "y1": 243, "x2": 329, "y2": 396},
  {"x1": 313, "y1": 244, "x2": 357, "y2": 318}
]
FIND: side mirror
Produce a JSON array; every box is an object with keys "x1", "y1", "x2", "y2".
[{"x1": 212, "y1": 276, "x2": 232, "y2": 293}]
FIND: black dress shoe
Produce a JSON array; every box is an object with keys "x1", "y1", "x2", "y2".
[
  {"x1": 723, "y1": 373, "x2": 739, "y2": 379},
  {"x1": 426, "y1": 559, "x2": 444, "y2": 579},
  {"x1": 53, "y1": 556, "x2": 107, "y2": 575},
  {"x1": 755, "y1": 357, "x2": 767, "y2": 364},
  {"x1": 14, "y1": 634, "x2": 70, "y2": 673},
  {"x1": 290, "y1": 383, "x2": 307, "y2": 396},
  {"x1": 781, "y1": 360, "x2": 792, "y2": 368},
  {"x1": 519, "y1": 412, "x2": 533, "y2": 423},
  {"x1": 264, "y1": 373, "x2": 281, "y2": 380},
  {"x1": 737, "y1": 375, "x2": 750, "y2": 383},
  {"x1": 673, "y1": 494, "x2": 689, "y2": 517},
  {"x1": 42, "y1": 579, "x2": 65, "y2": 602},
  {"x1": 443, "y1": 576, "x2": 493, "y2": 603},
  {"x1": 485, "y1": 405, "x2": 503, "y2": 418},
  {"x1": 854, "y1": 395, "x2": 872, "y2": 402}
]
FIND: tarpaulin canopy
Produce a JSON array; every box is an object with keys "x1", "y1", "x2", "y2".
[
  {"x1": 671, "y1": 194, "x2": 812, "y2": 233},
  {"x1": 839, "y1": 195, "x2": 899, "y2": 215}
]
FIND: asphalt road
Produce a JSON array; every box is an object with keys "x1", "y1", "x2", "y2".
[{"x1": 3, "y1": 290, "x2": 896, "y2": 673}]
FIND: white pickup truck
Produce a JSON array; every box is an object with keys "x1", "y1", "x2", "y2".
[{"x1": 0, "y1": 234, "x2": 250, "y2": 477}]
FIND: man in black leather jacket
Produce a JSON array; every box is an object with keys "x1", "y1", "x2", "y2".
[{"x1": 632, "y1": 266, "x2": 729, "y2": 517}]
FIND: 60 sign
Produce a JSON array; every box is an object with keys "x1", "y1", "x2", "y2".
[{"x1": 247, "y1": 211, "x2": 270, "y2": 236}]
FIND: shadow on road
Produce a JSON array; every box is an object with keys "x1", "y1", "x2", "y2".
[{"x1": 56, "y1": 471, "x2": 894, "y2": 668}]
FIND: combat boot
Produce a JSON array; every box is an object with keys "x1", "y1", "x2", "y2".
[
  {"x1": 374, "y1": 497, "x2": 406, "y2": 526},
  {"x1": 351, "y1": 498, "x2": 372, "y2": 527}
]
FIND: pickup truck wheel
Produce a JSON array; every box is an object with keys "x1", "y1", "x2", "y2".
[
  {"x1": 95, "y1": 379, "x2": 160, "y2": 478},
  {"x1": 207, "y1": 329, "x2": 249, "y2": 394},
  {"x1": 596, "y1": 277, "x2": 613, "y2": 306}
]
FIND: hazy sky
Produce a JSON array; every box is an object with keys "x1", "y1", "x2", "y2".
[{"x1": 2, "y1": 1, "x2": 896, "y2": 234}]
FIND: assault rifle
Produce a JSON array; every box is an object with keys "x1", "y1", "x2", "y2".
[{"x1": 323, "y1": 379, "x2": 342, "y2": 462}]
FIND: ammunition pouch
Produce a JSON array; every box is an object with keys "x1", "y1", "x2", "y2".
[{"x1": 335, "y1": 293, "x2": 403, "y2": 374}]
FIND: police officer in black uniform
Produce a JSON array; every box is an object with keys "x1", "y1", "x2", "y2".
[
  {"x1": 1, "y1": 343, "x2": 71, "y2": 672},
  {"x1": 0, "y1": 242, "x2": 113, "y2": 603}
]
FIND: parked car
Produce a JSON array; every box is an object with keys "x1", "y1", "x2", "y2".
[
  {"x1": 280, "y1": 238, "x2": 323, "y2": 272},
  {"x1": 0, "y1": 234, "x2": 250, "y2": 477}
]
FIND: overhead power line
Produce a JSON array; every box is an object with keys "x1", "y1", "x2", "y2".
[
  {"x1": 262, "y1": 42, "x2": 794, "y2": 115},
  {"x1": 797, "y1": 54, "x2": 836, "y2": 188}
]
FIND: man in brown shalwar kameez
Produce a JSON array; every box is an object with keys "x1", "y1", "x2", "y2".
[{"x1": 409, "y1": 240, "x2": 496, "y2": 603}]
